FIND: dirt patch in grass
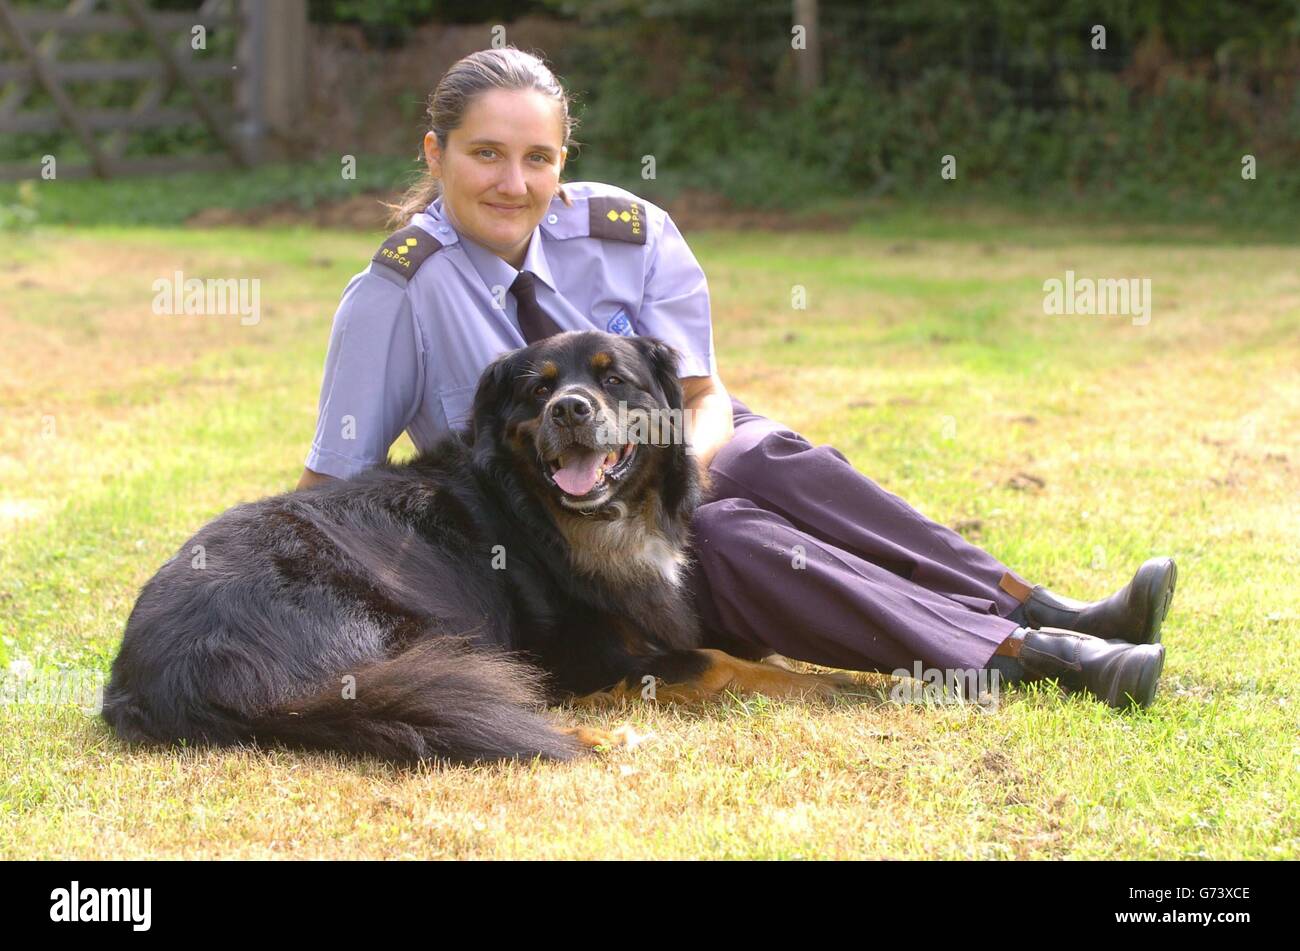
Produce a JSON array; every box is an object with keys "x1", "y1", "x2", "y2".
[
  {"x1": 186, "y1": 192, "x2": 398, "y2": 231},
  {"x1": 662, "y1": 189, "x2": 858, "y2": 232}
]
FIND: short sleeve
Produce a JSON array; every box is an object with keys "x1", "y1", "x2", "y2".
[
  {"x1": 635, "y1": 210, "x2": 717, "y2": 378},
  {"x1": 304, "y1": 269, "x2": 424, "y2": 479}
]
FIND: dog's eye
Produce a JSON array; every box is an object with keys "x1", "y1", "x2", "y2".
[
  {"x1": 533, "y1": 384, "x2": 551, "y2": 398},
  {"x1": 604, "y1": 375, "x2": 623, "y2": 386}
]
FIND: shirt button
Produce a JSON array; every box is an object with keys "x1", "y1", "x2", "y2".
[
  {"x1": 437, "y1": 225, "x2": 449, "y2": 234},
  {"x1": 546, "y1": 214, "x2": 558, "y2": 225}
]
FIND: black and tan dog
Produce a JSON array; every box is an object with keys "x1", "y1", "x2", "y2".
[{"x1": 102, "y1": 331, "x2": 847, "y2": 764}]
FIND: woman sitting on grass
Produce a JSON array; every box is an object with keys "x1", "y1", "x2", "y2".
[{"x1": 297, "y1": 47, "x2": 1176, "y2": 711}]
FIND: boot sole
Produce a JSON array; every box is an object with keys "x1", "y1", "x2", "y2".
[
  {"x1": 1135, "y1": 558, "x2": 1177, "y2": 646},
  {"x1": 1110, "y1": 643, "x2": 1165, "y2": 709}
]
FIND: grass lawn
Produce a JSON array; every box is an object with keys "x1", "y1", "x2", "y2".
[{"x1": 1, "y1": 205, "x2": 1296, "y2": 859}]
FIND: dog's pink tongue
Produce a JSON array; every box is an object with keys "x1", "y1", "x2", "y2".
[{"x1": 553, "y1": 449, "x2": 605, "y2": 496}]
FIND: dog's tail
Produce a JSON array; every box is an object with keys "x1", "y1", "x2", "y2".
[{"x1": 245, "y1": 638, "x2": 582, "y2": 764}]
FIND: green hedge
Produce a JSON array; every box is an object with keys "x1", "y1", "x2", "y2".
[
  {"x1": 3, "y1": 0, "x2": 1296, "y2": 226},
  {"x1": 544, "y1": 0, "x2": 1300, "y2": 224}
]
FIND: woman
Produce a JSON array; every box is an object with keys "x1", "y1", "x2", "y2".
[{"x1": 298, "y1": 48, "x2": 1176, "y2": 710}]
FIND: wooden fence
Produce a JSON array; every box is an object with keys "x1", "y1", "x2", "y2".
[{"x1": 0, "y1": 0, "x2": 307, "y2": 179}]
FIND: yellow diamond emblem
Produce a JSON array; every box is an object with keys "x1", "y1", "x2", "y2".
[
  {"x1": 606, "y1": 210, "x2": 619, "y2": 222},
  {"x1": 619, "y1": 211, "x2": 631, "y2": 221}
]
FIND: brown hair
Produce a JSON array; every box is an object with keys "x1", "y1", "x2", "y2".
[{"x1": 386, "y1": 47, "x2": 578, "y2": 230}]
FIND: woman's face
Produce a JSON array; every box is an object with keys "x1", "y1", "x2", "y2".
[{"x1": 424, "y1": 88, "x2": 567, "y2": 269}]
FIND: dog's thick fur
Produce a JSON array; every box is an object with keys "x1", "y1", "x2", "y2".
[{"x1": 102, "y1": 331, "x2": 843, "y2": 764}]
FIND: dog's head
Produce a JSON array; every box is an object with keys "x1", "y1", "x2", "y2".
[{"x1": 469, "y1": 331, "x2": 699, "y2": 524}]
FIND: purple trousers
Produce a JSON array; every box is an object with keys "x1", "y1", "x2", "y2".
[{"x1": 687, "y1": 396, "x2": 1029, "y2": 673}]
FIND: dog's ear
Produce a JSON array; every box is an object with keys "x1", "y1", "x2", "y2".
[
  {"x1": 469, "y1": 351, "x2": 517, "y2": 448},
  {"x1": 631, "y1": 335, "x2": 702, "y2": 521},
  {"x1": 631, "y1": 335, "x2": 685, "y2": 413}
]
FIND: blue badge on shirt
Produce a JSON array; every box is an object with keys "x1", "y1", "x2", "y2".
[{"x1": 606, "y1": 309, "x2": 635, "y2": 336}]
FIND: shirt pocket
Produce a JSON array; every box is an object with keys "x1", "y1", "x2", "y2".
[{"x1": 438, "y1": 383, "x2": 479, "y2": 434}]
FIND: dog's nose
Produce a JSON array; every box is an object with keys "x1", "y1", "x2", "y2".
[{"x1": 550, "y1": 394, "x2": 593, "y2": 428}]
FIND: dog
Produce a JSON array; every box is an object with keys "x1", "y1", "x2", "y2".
[{"x1": 102, "y1": 331, "x2": 846, "y2": 764}]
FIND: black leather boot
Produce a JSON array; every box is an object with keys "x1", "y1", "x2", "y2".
[
  {"x1": 1015, "y1": 626, "x2": 1165, "y2": 709},
  {"x1": 1015, "y1": 557, "x2": 1177, "y2": 645}
]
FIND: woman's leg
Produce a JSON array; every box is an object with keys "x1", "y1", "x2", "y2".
[
  {"x1": 705, "y1": 396, "x2": 1033, "y2": 619},
  {"x1": 686, "y1": 497, "x2": 1165, "y2": 708},
  {"x1": 686, "y1": 398, "x2": 1168, "y2": 706},
  {"x1": 688, "y1": 496, "x2": 1021, "y2": 674},
  {"x1": 686, "y1": 396, "x2": 1024, "y2": 672}
]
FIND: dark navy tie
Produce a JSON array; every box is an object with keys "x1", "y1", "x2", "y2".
[{"x1": 509, "y1": 270, "x2": 564, "y2": 344}]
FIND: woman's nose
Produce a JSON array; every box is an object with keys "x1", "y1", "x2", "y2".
[{"x1": 497, "y1": 161, "x2": 528, "y2": 196}]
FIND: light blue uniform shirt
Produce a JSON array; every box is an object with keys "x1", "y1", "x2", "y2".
[{"x1": 305, "y1": 180, "x2": 718, "y2": 480}]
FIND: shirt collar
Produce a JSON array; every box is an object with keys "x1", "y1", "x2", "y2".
[{"x1": 429, "y1": 196, "x2": 557, "y2": 293}]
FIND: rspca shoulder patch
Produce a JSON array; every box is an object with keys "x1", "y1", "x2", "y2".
[
  {"x1": 588, "y1": 196, "x2": 647, "y2": 245},
  {"x1": 605, "y1": 309, "x2": 635, "y2": 336},
  {"x1": 372, "y1": 225, "x2": 443, "y2": 279}
]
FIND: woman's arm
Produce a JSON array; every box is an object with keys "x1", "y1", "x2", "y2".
[
  {"x1": 300, "y1": 268, "x2": 424, "y2": 488},
  {"x1": 682, "y1": 373, "x2": 734, "y2": 474}
]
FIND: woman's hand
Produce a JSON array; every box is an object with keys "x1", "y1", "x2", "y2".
[
  {"x1": 681, "y1": 373, "x2": 734, "y2": 476},
  {"x1": 296, "y1": 467, "x2": 336, "y2": 491}
]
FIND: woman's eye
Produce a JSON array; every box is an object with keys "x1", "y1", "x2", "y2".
[
  {"x1": 604, "y1": 375, "x2": 623, "y2": 386},
  {"x1": 477, "y1": 149, "x2": 496, "y2": 159}
]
